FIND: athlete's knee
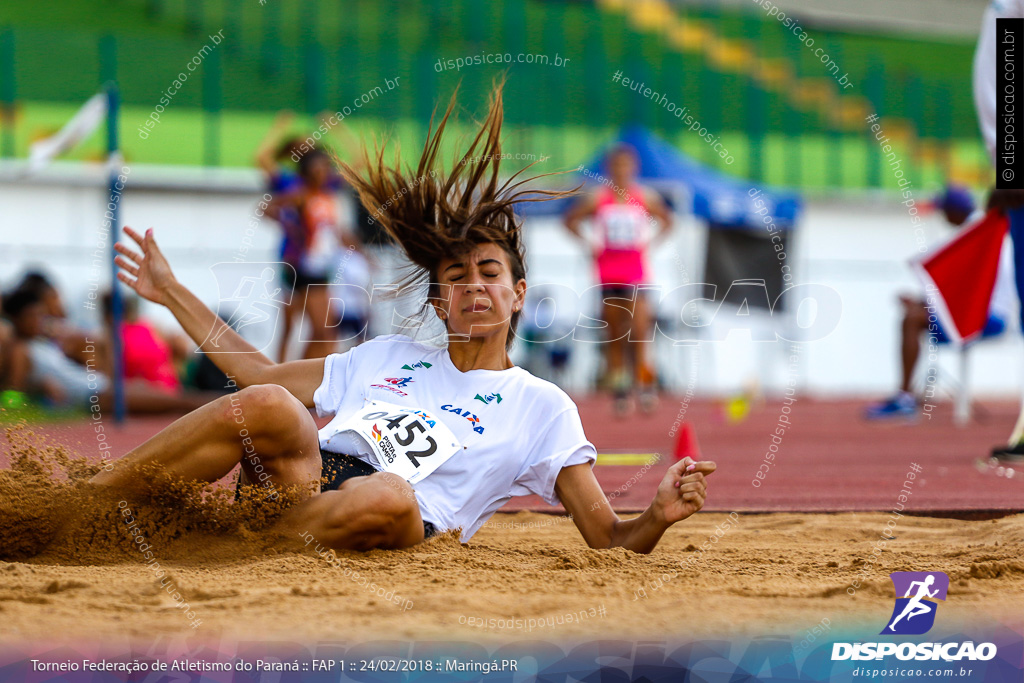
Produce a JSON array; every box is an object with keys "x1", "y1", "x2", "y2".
[
  {"x1": 224, "y1": 385, "x2": 306, "y2": 437},
  {"x1": 329, "y1": 474, "x2": 419, "y2": 547},
  {"x1": 363, "y1": 474, "x2": 417, "y2": 527},
  {"x1": 235, "y1": 384, "x2": 295, "y2": 414}
]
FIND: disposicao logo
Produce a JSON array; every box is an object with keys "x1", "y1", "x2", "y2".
[
  {"x1": 474, "y1": 392, "x2": 502, "y2": 405},
  {"x1": 882, "y1": 571, "x2": 948, "y2": 635},
  {"x1": 832, "y1": 569, "x2": 996, "y2": 663}
]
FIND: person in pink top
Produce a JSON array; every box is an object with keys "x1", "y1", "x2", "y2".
[
  {"x1": 564, "y1": 144, "x2": 672, "y2": 415},
  {"x1": 121, "y1": 318, "x2": 181, "y2": 393},
  {"x1": 101, "y1": 291, "x2": 184, "y2": 394}
]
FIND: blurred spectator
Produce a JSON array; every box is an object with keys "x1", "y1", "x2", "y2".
[
  {"x1": 255, "y1": 112, "x2": 307, "y2": 361},
  {"x1": 12, "y1": 270, "x2": 92, "y2": 364},
  {"x1": 865, "y1": 186, "x2": 1014, "y2": 420},
  {"x1": 268, "y1": 147, "x2": 362, "y2": 360},
  {"x1": 0, "y1": 316, "x2": 14, "y2": 394},
  {"x1": 98, "y1": 291, "x2": 191, "y2": 392},
  {"x1": 1, "y1": 287, "x2": 214, "y2": 414},
  {"x1": 563, "y1": 144, "x2": 672, "y2": 416}
]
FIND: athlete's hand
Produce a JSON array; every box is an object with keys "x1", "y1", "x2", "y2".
[
  {"x1": 652, "y1": 457, "x2": 717, "y2": 525},
  {"x1": 114, "y1": 227, "x2": 178, "y2": 307}
]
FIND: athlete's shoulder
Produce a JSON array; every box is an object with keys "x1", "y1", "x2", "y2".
[
  {"x1": 511, "y1": 367, "x2": 579, "y2": 414},
  {"x1": 326, "y1": 334, "x2": 432, "y2": 371},
  {"x1": 360, "y1": 334, "x2": 438, "y2": 354}
]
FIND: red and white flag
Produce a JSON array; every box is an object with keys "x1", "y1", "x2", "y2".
[{"x1": 912, "y1": 209, "x2": 1009, "y2": 344}]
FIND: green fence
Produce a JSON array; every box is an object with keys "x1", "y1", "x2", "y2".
[{"x1": 0, "y1": 0, "x2": 989, "y2": 190}]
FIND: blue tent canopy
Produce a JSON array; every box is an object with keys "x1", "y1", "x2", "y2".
[{"x1": 519, "y1": 126, "x2": 802, "y2": 230}]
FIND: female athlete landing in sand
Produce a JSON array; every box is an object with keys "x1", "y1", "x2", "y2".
[{"x1": 91, "y1": 86, "x2": 716, "y2": 553}]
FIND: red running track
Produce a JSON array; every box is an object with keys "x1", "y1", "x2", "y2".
[{"x1": 4, "y1": 397, "x2": 1022, "y2": 514}]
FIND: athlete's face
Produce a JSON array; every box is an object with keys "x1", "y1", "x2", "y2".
[
  {"x1": 608, "y1": 151, "x2": 637, "y2": 186},
  {"x1": 433, "y1": 242, "x2": 526, "y2": 342},
  {"x1": 305, "y1": 156, "x2": 332, "y2": 189}
]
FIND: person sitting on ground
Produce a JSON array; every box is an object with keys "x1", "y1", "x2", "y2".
[
  {"x1": 865, "y1": 185, "x2": 1015, "y2": 420},
  {"x1": 1, "y1": 287, "x2": 216, "y2": 414},
  {"x1": 11, "y1": 271, "x2": 93, "y2": 365},
  {"x1": 97, "y1": 291, "x2": 220, "y2": 404},
  {"x1": 0, "y1": 316, "x2": 14, "y2": 395}
]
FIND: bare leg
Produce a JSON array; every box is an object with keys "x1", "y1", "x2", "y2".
[
  {"x1": 278, "y1": 290, "x2": 301, "y2": 362},
  {"x1": 603, "y1": 296, "x2": 632, "y2": 385},
  {"x1": 91, "y1": 384, "x2": 427, "y2": 552},
  {"x1": 300, "y1": 286, "x2": 337, "y2": 360},
  {"x1": 278, "y1": 472, "x2": 425, "y2": 551},
  {"x1": 900, "y1": 302, "x2": 929, "y2": 393},
  {"x1": 91, "y1": 384, "x2": 321, "y2": 498},
  {"x1": 629, "y1": 293, "x2": 654, "y2": 387}
]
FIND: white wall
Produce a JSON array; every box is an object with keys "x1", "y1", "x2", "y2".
[{"x1": 1, "y1": 162, "x2": 1020, "y2": 398}]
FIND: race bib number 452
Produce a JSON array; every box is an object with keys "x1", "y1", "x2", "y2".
[{"x1": 336, "y1": 400, "x2": 460, "y2": 485}]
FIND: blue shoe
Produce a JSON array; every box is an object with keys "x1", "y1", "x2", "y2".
[{"x1": 865, "y1": 392, "x2": 917, "y2": 420}]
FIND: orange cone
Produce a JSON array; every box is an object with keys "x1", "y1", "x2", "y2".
[{"x1": 673, "y1": 421, "x2": 702, "y2": 462}]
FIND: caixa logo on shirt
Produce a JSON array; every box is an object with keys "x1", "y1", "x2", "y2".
[{"x1": 441, "y1": 404, "x2": 485, "y2": 434}]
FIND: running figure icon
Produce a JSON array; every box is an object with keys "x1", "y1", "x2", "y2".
[
  {"x1": 888, "y1": 574, "x2": 939, "y2": 631},
  {"x1": 210, "y1": 267, "x2": 282, "y2": 348},
  {"x1": 881, "y1": 571, "x2": 949, "y2": 635}
]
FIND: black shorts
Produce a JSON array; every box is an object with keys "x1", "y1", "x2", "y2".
[
  {"x1": 237, "y1": 449, "x2": 438, "y2": 540},
  {"x1": 281, "y1": 266, "x2": 330, "y2": 293},
  {"x1": 601, "y1": 284, "x2": 639, "y2": 301}
]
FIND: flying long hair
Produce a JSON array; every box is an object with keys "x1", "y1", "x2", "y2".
[{"x1": 336, "y1": 79, "x2": 572, "y2": 349}]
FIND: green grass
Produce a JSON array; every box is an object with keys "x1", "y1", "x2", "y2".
[
  {"x1": 0, "y1": 0, "x2": 989, "y2": 189},
  {"x1": 6, "y1": 100, "x2": 989, "y2": 193},
  {"x1": 0, "y1": 402, "x2": 84, "y2": 426},
  {"x1": 0, "y1": 0, "x2": 983, "y2": 138}
]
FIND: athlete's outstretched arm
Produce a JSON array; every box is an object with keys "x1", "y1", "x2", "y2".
[
  {"x1": 114, "y1": 226, "x2": 325, "y2": 406},
  {"x1": 563, "y1": 193, "x2": 598, "y2": 241},
  {"x1": 644, "y1": 188, "x2": 673, "y2": 242},
  {"x1": 555, "y1": 457, "x2": 716, "y2": 554}
]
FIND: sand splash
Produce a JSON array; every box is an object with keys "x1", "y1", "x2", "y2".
[{"x1": 0, "y1": 423, "x2": 306, "y2": 565}]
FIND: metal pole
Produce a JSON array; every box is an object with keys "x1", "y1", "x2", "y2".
[
  {"x1": 105, "y1": 80, "x2": 126, "y2": 424},
  {"x1": 0, "y1": 27, "x2": 14, "y2": 158}
]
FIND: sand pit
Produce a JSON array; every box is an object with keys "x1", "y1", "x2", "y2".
[
  {"x1": 1, "y1": 510, "x2": 1023, "y2": 643},
  {"x1": 2, "y1": 424, "x2": 1023, "y2": 645}
]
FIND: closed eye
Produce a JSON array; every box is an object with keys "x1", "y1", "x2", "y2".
[{"x1": 448, "y1": 272, "x2": 499, "y2": 281}]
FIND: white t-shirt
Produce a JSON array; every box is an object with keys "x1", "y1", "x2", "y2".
[{"x1": 312, "y1": 334, "x2": 597, "y2": 541}]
